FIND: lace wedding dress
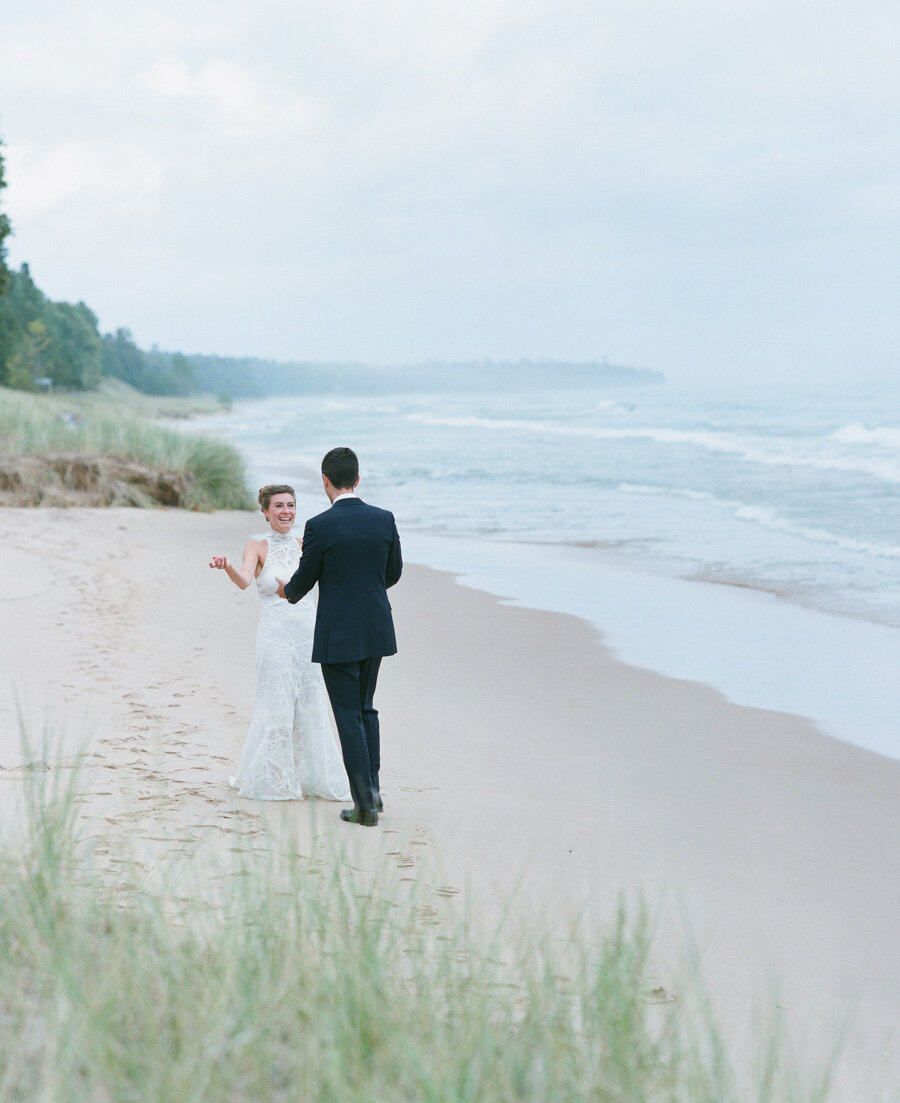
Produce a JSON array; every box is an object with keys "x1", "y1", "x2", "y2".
[{"x1": 229, "y1": 531, "x2": 351, "y2": 801}]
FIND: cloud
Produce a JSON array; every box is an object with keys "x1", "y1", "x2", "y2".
[
  {"x1": 1, "y1": 0, "x2": 899, "y2": 378},
  {"x1": 4, "y1": 140, "x2": 163, "y2": 220},
  {"x1": 327, "y1": 0, "x2": 557, "y2": 71},
  {"x1": 135, "y1": 56, "x2": 330, "y2": 139},
  {"x1": 0, "y1": 0, "x2": 250, "y2": 97}
]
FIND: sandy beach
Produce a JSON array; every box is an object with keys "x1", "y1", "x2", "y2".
[{"x1": 1, "y1": 506, "x2": 898, "y2": 1099}]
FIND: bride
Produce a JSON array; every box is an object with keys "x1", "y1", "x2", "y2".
[{"x1": 209, "y1": 484, "x2": 351, "y2": 802}]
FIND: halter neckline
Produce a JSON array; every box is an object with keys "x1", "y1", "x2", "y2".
[{"x1": 267, "y1": 529, "x2": 296, "y2": 545}]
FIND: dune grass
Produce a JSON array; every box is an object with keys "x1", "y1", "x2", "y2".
[
  {"x1": 0, "y1": 385, "x2": 252, "y2": 510},
  {"x1": 42, "y1": 377, "x2": 226, "y2": 419},
  {"x1": 0, "y1": 745, "x2": 837, "y2": 1103}
]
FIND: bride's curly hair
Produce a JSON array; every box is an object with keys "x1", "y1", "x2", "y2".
[{"x1": 258, "y1": 484, "x2": 295, "y2": 511}]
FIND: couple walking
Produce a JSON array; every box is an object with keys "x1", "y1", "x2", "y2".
[{"x1": 211, "y1": 447, "x2": 401, "y2": 827}]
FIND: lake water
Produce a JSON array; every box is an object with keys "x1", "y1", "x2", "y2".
[{"x1": 188, "y1": 379, "x2": 900, "y2": 760}]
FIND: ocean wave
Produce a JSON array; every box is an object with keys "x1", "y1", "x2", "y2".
[
  {"x1": 407, "y1": 412, "x2": 754, "y2": 452},
  {"x1": 759, "y1": 452, "x2": 900, "y2": 484},
  {"x1": 618, "y1": 483, "x2": 714, "y2": 502},
  {"x1": 831, "y1": 422, "x2": 900, "y2": 449},
  {"x1": 731, "y1": 505, "x2": 900, "y2": 559},
  {"x1": 595, "y1": 399, "x2": 634, "y2": 413},
  {"x1": 618, "y1": 483, "x2": 900, "y2": 560},
  {"x1": 407, "y1": 413, "x2": 900, "y2": 484}
]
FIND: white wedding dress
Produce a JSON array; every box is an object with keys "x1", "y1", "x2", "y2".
[{"x1": 229, "y1": 530, "x2": 351, "y2": 801}]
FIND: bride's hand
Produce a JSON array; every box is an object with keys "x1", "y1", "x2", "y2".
[
  {"x1": 209, "y1": 555, "x2": 228, "y2": 570},
  {"x1": 275, "y1": 577, "x2": 288, "y2": 600}
]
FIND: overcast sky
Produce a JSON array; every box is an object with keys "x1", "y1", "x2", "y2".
[{"x1": 1, "y1": 0, "x2": 898, "y2": 383}]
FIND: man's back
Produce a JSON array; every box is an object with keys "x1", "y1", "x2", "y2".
[{"x1": 286, "y1": 497, "x2": 402, "y2": 663}]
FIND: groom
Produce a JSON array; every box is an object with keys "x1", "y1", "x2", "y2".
[{"x1": 276, "y1": 447, "x2": 402, "y2": 826}]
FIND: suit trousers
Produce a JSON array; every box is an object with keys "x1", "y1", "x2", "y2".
[{"x1": 321, "y1": 657, "x2": 382, "y2": 811}]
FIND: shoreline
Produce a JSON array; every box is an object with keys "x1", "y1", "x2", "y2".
[
  {"x1": 263, "y1": 454, "x2": 900, "y2": 630},
  {"x1": 2, "y1": 507, "x2": 899, "y2": 1098},
  {"x1": 181, "y1": 381, "x2": 900, "y2": 636},
  {"x1": 275, "y1": 475, "x2": 900, "y2": 763},
  {"x1": 399, "y1": 530, "x2": 900, "y2": 764}
]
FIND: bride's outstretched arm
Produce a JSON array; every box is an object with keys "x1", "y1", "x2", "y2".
[{"x1": 208, "y1": 540, "x2": 262, "y2": 590}]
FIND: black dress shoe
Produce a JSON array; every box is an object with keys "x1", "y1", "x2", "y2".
[{"x1": 340, "y1": 807, "x2": 379, "y2": 826}]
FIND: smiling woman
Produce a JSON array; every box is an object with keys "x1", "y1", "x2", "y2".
[{"x1": 208, "y1": 480, "x2": 351, "y2": 803}]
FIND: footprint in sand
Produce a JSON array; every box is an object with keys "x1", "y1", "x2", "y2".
[
  {"x1": 643, "y1": 986, "x2": 676, "y2": 1005},
  {"x1": 434, "y1": 886, "x2": 460, "y2": 898},
  {"x1": 411, "y1": 905, "x2": 440, "y2": 926}
]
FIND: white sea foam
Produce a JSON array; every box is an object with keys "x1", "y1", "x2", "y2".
[
  {"x1": 619, "y1": 483, "x2": 714, "y2": 502},
  {"x1": 732, "y1": 505, "x2": 900, "y2": 560},
  {"x1": 407, "y1": 411, "x2": 744, "y2": 451},
  {"x1": 832, "y1": 422, "x2": 900, "y2": 449},
  {"x1": 618, "y1": 482, "x2": 900, "y2": 560}
]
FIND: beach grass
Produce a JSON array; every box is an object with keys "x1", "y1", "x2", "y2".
[
  {"x1": 0, "y1": 385, "x2": 252, "y2": 510},
  {"x1": 46, "y1": 376, "x2": 226, "y2": 419},
  {"x1": 0, "y1": 746, "x2": 836, "y2": 1103}
]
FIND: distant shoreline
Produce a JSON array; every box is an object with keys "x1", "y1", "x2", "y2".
[{"x1": 187, "y1": 355, "x2": 664, "y2": 400}]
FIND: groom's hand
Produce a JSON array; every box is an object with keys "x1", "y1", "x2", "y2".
[{"x1": 275, "y1": 578, "x2": 288, "y2": 600}]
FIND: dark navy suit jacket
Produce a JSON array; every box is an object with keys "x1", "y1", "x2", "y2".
[{"x1": 283, "y1": 497, "x2": 402, "y2": 664}]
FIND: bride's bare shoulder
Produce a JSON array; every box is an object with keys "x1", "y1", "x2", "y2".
[{"x1": 244, "y1": 536, "x2": 268, "y2": 572}]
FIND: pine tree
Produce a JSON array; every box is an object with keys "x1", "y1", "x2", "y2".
[{"x1": 0, "y1": 127, "x2": 13, "y2": 295}]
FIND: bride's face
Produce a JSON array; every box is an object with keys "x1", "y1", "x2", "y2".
[{"x1": 264, "y1": 494, "x2": 296, "y2": 533}]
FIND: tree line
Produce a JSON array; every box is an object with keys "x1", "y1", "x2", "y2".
[
  {"x1": 0, "y1": 261, "x2": 197, "y2": 396},
  {"x1": 0, "y1": 132, "x2": 196, "y2": 396}
]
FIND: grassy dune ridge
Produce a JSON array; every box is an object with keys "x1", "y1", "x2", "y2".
[
  {"x1": 0, "y1": 744, "x2": 835, "y2": 1103},
  {"x1": 0, "y1": 383, "x2": 252, "y2": 510}
]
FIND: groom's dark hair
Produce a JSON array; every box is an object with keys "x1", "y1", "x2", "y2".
[{"x1": 322, "y1": 447, "x2": 359, "y2": 490}]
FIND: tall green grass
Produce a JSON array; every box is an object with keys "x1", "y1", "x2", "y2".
[
  {"x1": 21, "y1": 376, "x2": 225, "y2": 420},
  {"x1": 0, "y1": 745, "x2": 836, "y2": 1103},
  {"x1": 0, "y1": 386, "x2": 252, "y2": 510}
]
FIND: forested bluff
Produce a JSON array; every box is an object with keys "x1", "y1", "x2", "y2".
[{"x1": 0, "y1": 263, "x2": 662, "y2": 399}]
